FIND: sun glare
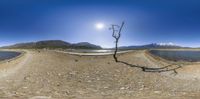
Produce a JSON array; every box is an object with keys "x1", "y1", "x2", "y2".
[{"x1": 95, "y1": 23, "x2": 104, "y2": 30}]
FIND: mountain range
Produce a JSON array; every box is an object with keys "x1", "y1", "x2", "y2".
[
  {"x1": 118, "y1": 43, "x2": 189, "y2": 50},
  {"x1": 1, "y1": 40, "x2": 102, "y2": 49},
  {"x1": 1, "y1": 40, "x2": 190, "y2": 49}
]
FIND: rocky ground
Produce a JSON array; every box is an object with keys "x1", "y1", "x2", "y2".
[{"x1": 0, "y1": 50, "x2": 200, "y2": 99}]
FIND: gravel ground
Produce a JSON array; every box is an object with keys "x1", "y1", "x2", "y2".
[{"x1": 0, "y1": 50, "x2": 200, "y2": 99}]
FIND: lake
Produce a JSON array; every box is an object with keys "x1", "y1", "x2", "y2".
[
  {"x1": 149, "y1": 50, "x2": 200, "y2": 62},
  {"x1": 65, "y1": 49, "x2": 114, "y2": 53},
  {"x1": 0, "y1": 51, "x2": 21, "y2": 61}
]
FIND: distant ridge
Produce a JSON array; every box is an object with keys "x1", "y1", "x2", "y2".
[
  {"x1": 118, "y1": 43, "x2": 190, "y2": 50},
  {"x1": 1, "y1": 41, "x2": 192, "y2": 50},
  {"x1": 1, "y1": 40, "x2": 102, "y2": 49}
]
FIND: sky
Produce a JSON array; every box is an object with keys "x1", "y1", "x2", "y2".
[{"x1": 0, "y1": 0, "x2": 200, "y2": 48}]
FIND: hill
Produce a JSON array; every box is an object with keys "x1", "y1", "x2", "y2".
[{"x1": 1, "y1": 40, "x2": 102, "y2": 49}]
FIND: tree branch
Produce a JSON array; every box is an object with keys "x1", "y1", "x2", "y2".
[{"x1": 110, "y1": 21, "x2": 182, "y2": 74}]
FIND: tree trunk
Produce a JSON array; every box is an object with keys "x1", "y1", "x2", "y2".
[{"x1": 113, "y1": 38, "x2": 119, "y2": 62}]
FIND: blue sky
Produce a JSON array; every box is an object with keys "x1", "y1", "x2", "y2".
[{"x1": 0, "y1": 0, "x2": 200, "y2": 48}]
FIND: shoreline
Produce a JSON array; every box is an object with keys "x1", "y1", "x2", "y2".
[
  {"x1": 0, "y1": 50, "x2": 26, "y2": 64},
  {"x1": 147, "y1": 49, "x2": 200, "y2": 65},
  {"x1": 53, "y1": 50, "x2": 134, "y2": 56}
]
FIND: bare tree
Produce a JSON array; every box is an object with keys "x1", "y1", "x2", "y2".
[
  {"x1": 110, "y1": 21, "x2": 125, "y2": 62},
  {"x1": 110, "y1": 21, "x2": 182, "y2": 74}
]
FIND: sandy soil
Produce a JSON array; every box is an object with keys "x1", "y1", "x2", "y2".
[{"x1": 0, "y1": 50, "x2": 200, "y2": 99}]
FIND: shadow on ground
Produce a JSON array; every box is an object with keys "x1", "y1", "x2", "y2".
[{"x1": 117, "y1": 60, "x2": 183, "y2": 74}]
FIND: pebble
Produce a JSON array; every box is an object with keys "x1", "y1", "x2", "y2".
[
  {"x1": 58, "y1": 73, "x2": 61, "y2": 76},
  {"x1": 29, "y1": 96, "x2": 51, "y2": 99},
  {"x1": 69, "y1": 71, "x2": 76, "y2": 75},
  {"x1": 23, "y1": 86, "x2": 28, "y2": 89},
  {"x1": 120, "y1": 87, "x2": 125, "y2": 90},
  {"x1": 87, "y1": 80, "x2": 92, "y2": 83},
  {"x1": 96, "y1": 78, "x2": 100, "y2": 80},
  {"x1": 154, "y1": 91, "x2": 161, "y2": 94},
  {"x1": 104, "y1": 86, "x2": 109, "y2": 89}
]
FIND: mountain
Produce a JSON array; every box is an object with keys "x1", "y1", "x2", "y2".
[
  {"x1": 1, "y1": 40, "x2": 102, "y2": 49},
  {"x1": 2, "y1": 41, "x2": 190, "y2": 50},
  {"x1": 71, "y1": 42, "x2": 102, "y2": 49},
  {"x1": 35, "y1": 40, "x2": 71, "y2": 49},
  {"x1": 119, "y1": 43, "x2": 187, "y2": 50}
]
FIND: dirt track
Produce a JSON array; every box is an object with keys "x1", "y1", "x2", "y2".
[{"x1": 0, "y1": 50, "x2": 200, "y2": 99}]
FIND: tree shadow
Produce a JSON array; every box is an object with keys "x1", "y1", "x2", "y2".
[
  {"x1": 109, "y1": 21, "x2": 182, "y2": 74},
  {"x1": 117, "y1": 60, "x2": 183, "y2": 74}
]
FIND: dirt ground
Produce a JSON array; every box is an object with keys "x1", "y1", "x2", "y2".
[{"x1": 0, "y1": 50, "x2": 200, "y2": 99}]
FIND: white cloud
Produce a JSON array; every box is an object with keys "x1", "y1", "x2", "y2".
[{"x1": 157, "y1": 42, "x2": 176, "y2": 46}]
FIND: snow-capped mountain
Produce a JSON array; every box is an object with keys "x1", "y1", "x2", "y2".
[
  {"x1": 156, "y1": 42, "x2": 176, "y2": 46},
  {"x1": 118, "y1": 43, "x2": 185, "y2": 50}
]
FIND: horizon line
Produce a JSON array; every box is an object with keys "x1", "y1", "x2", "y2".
[{"x1": 0, "y1": 39, "x2": 199, "y2": 48}]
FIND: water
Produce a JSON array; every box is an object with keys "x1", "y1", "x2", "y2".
[
  {"x1": 149, "y1": 50, "x2": 200, "y2": 62},
  {"x1": 65, "y1": 49, "x2": 114, "y2": 53},
  {"x1": 0, "y1": 51, "x2": 21, "y2": 61}
]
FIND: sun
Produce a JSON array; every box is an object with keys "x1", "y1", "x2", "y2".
[{"x1": 95, "y1": 23, "x2": 104, "y2": 30}]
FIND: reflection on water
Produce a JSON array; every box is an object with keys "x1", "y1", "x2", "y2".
[
  {"x1": 150, "y1": 50, "x2": 200, "y2": 62},
  {"x1": 0, "y1": 51, "x2": 21, "y2": 61},
  {"x1": 66, "y1": 49, "x2": 114, "y2": 53}
]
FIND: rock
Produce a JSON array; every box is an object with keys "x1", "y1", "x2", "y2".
[
  {"x1": 103, "y1": 86, "x2": 109, "y2": 89},
  {"x1": 139, "y1": 88, "x2": 143, "y2": 91},
  {"x1": 87, "y1": 80, "x2": 92, "y2": 83},
  {"x1": 96, "y1": 77, "x2": 100, "y2": 80},
  {"x1": 29, "y1": 96, "x2": 51, "y2": 99},
  {"x1": 46, "y1": 72, "x2": 50, "y2": 75},
  {"x1": 69, "y1": 71, "x2": 76, "y2": 75},
  {"x1": 58, "y1": 73, "x2": 61, "y2": 76},
  {"x1": 75, "y1": 59, "x2": 78, "y2": 62},
  {"x1": 154, "y1": 91, "x2": 161, "y2": 94},
  {"x1": 120, "y1": 87, "x2": 125, "y2": 90},
  {"x1": 77, "y1": 90, "x2": 86, "y2": 95},
  {"x1": 22, "y1": 86, "x2": 28, "y2": 89}
]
